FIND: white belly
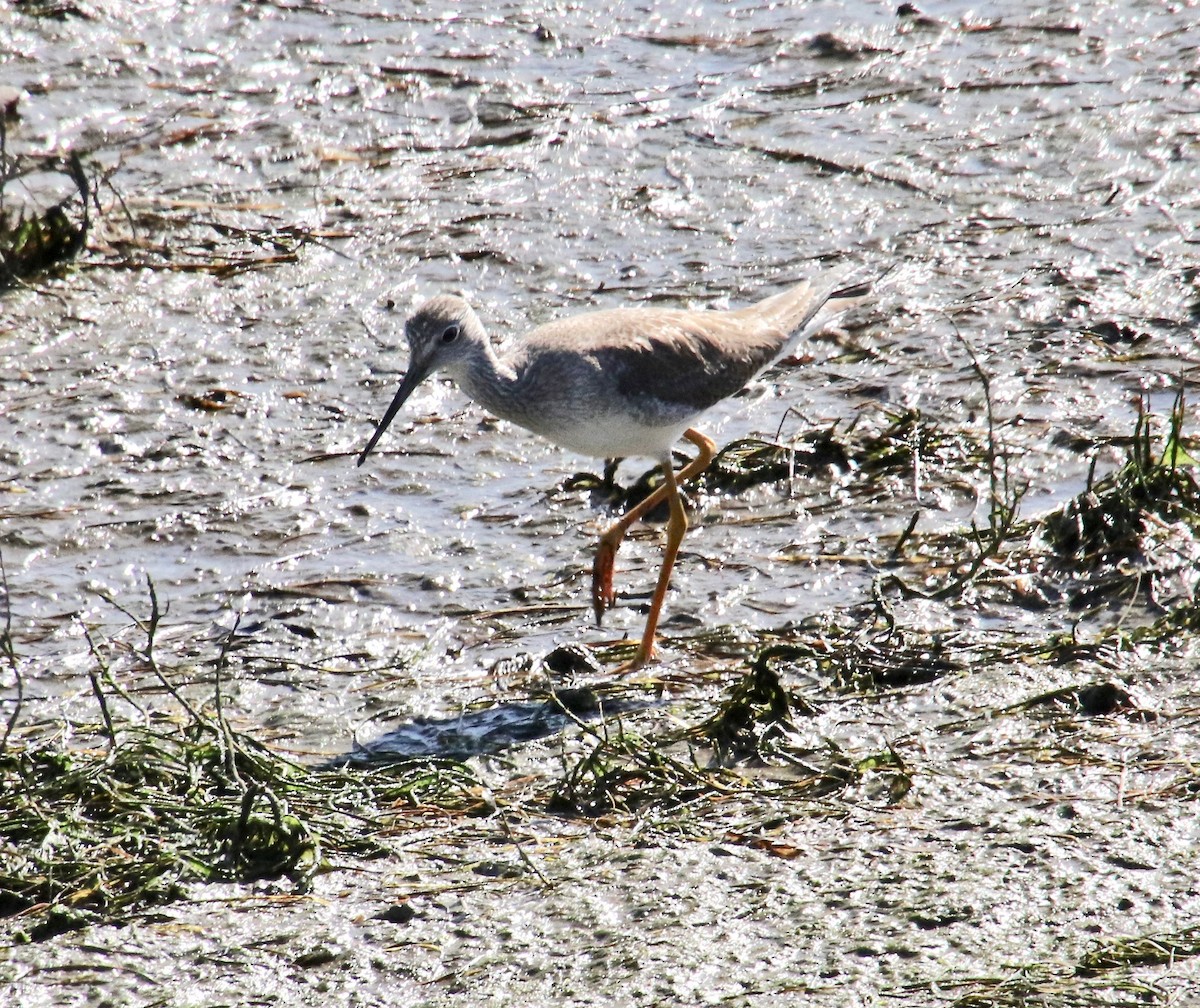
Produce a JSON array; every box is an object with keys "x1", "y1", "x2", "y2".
[{"x1": 530, "y1": 411, "x2": 690, "y2": 460}]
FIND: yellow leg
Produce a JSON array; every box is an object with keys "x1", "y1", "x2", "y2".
[
  {"x1": 617, "y1": 455, "x2": 689, "y2": 672},
  {"x1": 592, "y1": 428, "x2": 717, "y2": 623},
  {"x1": 591, "y1": 428, "x2": 718, "y2": 672}
]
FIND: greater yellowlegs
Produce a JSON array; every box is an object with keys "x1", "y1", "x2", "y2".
[{"x1": 358, "y1": 274, "x2": 869, "y2": 670}]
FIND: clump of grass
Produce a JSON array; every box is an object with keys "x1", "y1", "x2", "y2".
[
  {"x1": 1040, "y1": 389, "x2": 1200, "y2": 610},
  {"x1": 1076, "y1": 924, "x2": 1200, "y2": 974},
  {"x1": 0, "y1": 710, "x2": 481, "y2": 941},
  {"x1": 1108, "y1": 591, "x2": 1200, "y2": 649},
  {"x1": 1042, "y1": 389, "x2": 1200, "y2": 572},
  {"x1": 943, "y1": 970, "x2": 1171, "y2": 1008},
  {"x1": 694, "y1": 409, "x2": 982, "y2": 495},
  {"x1": 913, "y1": 925, "x2": 1200, "y2": 1007},
  {"x1": 886, "y1": 383, "x2": 1199, "y2": 612},
  {"x1": 543, "y1": 668, "x2": 794, "y2": 818},
  {"x1": 854, "y1": 407, "x2": 984, "y2": 479},
  {"x1": 753, "y1": 622, "x2": 963, "y2": 693},
  {"x1": 547, "y1": 726, "x2": 730, "y2": 818},
  {"x1": 685, "y1": 660, "x2": 811, "y2": 764},
  {"x1": 0, "y1": 732, "x2": 311, "y2": 936},
  {"x1": 548, "y1": 662, "x2": 912, "y2": 818},
  {"x1": 0, "y1": 579, "x2": 483, "y2": 941},
  {"x1": 698, "y1": 427, "x2": 851, "y2": 493},
  {"x1": 568, "y1": 408, "x2": 983, "y2": 521},
  {"x1": 0, "y1": 150, "x2": 90, "y2": 290}
]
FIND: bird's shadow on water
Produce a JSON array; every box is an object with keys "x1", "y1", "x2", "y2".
[{"x1": 321, "y1": 681, "x2": 654, "y2": 768}]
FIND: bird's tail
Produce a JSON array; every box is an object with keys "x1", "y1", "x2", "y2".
[{"x1": 740, "y1": 270, "x2": 875, "y2": 357}]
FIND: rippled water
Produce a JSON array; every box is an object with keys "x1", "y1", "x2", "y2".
[{"x1": 1, "y1": 1, "x2": 1198, "y2": 1002}]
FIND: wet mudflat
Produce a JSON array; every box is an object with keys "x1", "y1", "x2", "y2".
[{"x1": 2, "y1": 1, "x2": 1199, "y2": 1005}]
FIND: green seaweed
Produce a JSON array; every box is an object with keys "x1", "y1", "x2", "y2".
[
  {"x1": 1042, "y1": 389, "x2": 1200, "y2": 571},
  {"x1": 0, "y1": 580, "x2": 483, "y2": 941},
  {"x1": 0, "y1": 151, "x2": 90, "y2": 289}
]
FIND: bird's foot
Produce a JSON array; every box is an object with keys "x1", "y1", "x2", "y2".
[
  {"x1": 591, "y1": 536, "x2": 619, "y2": 624},
  {"x1": 612, "y1": 644, "x2": 655, "y2": 675}
]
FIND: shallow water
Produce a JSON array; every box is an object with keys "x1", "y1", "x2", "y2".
[{"x1": 2, "y1": 1, "x2": 1199, "y2": 1004}]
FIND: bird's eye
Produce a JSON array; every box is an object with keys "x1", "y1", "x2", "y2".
[
  {"x1": 384, "y1": 298, "x2": 395, "y2": 310},
  {"x1": 441, "y1": 323, "x2": 461, "y2": 344}
]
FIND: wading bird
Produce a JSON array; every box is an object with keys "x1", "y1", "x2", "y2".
[{"x1": 358, "y1": 275, "x2": 868, "y2": 670}]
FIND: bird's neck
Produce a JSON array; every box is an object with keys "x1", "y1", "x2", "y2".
[{"x1": 453, "y1": 340, "x2": 522, "y2": 421}]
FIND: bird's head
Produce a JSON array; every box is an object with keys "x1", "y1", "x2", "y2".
[{"x1": 357, "y1": 293, "x2": 486, "y2": 466}]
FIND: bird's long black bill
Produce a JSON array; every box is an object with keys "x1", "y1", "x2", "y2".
[{"x1": 356, "y1": 368, "x2": 425, "y2": 467}]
